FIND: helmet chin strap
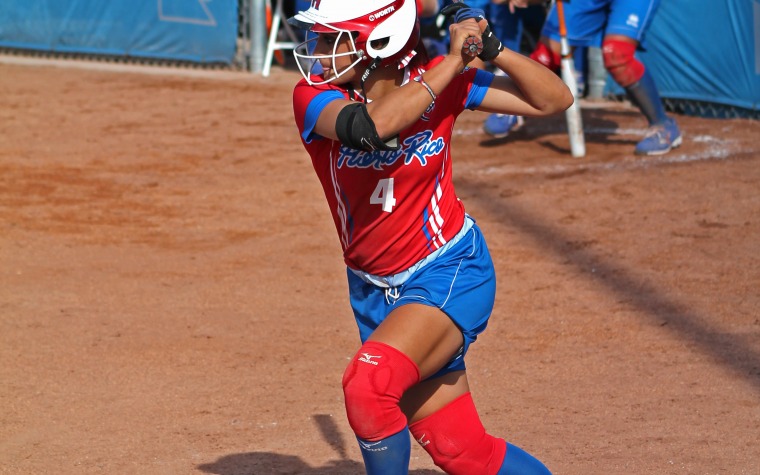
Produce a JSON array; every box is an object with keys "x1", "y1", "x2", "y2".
[
  {"x1": 356, "y1": 55, "x2": 400, "y2": 149},
  {"x1": 360, "y1": 57, "x2": 383, "y2": 102}
]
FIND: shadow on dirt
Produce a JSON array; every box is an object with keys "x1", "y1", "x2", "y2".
[
  {"x1": 477, "y1": 109, "x2": 640, "y2": 152},
  {"x1": 457, "y1": 177, "x2": 760, "y2": 391},
  {"x1": 198, "y1": 454, "x2": 440, "y2": 475},
  {"x1": 198, "y1": 414, "x2": 441, "y2": 475}
]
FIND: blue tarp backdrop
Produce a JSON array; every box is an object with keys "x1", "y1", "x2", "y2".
[
  {"x1": 0, "y1": 0, "x2": 758, "y2": 111},
  {"x1": 0, "y1": 0, "x2": 238, "y2": 64},
  {"x1": 639, "y1": 0, "x2": 760, "y2": 112}
]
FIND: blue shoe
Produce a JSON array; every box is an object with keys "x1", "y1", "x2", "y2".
[
  {"x1": 635, "y1": 118, "x2": 682, "y2": 155},
  {"x1": 483, "y1": 114, "x2": 524, "y2": 138}
]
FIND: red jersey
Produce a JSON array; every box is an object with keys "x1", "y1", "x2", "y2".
[{"x1": 293, "y1": 60, "x2": 488, "y2": 276}]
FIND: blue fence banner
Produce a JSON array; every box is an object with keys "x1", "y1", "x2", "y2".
[
  {"x1": 640, "y1": 0, "x2": 759, "y2": 112},
  {"x1": 0, "y1": 0, "x2": 238, "y2": 64}
]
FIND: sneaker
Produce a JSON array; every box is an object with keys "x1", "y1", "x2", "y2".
[
  {"x1": 483, "y1": 114, "x2": 524, "y2": 138},
  {"x1": 635, "y1": 118, "x2": 682, "y2": 155}
]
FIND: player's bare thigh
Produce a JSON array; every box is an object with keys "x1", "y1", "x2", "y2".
[
  {"x1": 367, "y1": 303, "x2": 470, "y2": 422},
  {"x1": 368, "y1": 303, "x2": 464, "y2": 379}
]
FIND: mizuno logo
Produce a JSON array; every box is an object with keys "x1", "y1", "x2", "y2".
[
  {"x1": 359, "y1": 439, "x2": 388, "y2": 452},
  {"x1": 416, "y1": 433, "x2": 431, "y2": 447},
  {"x1": 359, "y1": 440, "x2": 382, "y2": 449},
  {"x1": 358, "y1": 353, "x2": 381, "y2": 365}
]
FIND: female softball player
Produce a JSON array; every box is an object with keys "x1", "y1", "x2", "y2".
[{"x1": 289, "y1": 0, "x2": 572, "y2": 473}]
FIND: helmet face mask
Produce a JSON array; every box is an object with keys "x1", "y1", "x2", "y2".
[
  {"x1": 289, "y1": 0, "x2": 419, "y2": 85},
  {"x1": 292, "y1": 28, "x2": 365, "y2": 86}
]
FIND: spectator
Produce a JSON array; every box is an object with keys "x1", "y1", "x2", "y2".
[{"x1": 491, "y1": 0, "x2": 682, "y2": 155}]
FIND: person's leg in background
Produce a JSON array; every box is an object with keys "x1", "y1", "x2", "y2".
[
  {"x1": 482, "y1": 4, "x2": 527, "y2": 137},
  {"x1": 522, "y1": 0, "x2": 679, "y2": 155},
  {"x1": 604, "y1": 0, "x2": 681, "y2": 155}
]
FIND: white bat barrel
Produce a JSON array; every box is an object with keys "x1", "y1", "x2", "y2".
[{"x1": 560, "y1": 37, "x2": 586, "y2": 158}]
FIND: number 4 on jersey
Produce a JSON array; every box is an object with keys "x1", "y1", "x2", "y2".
[{"x1": 370, "y1": 178, "x2": 396, "y2": 213}]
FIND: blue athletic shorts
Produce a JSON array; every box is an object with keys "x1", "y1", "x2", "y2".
[
  {"x1": 542, "y1": 0, "x2": 661, "y2": 47},
  {"x1": 347, "y1": 218, "x2": 496, "y2": 380}
]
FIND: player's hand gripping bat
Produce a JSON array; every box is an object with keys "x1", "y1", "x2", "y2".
[{"x1": 440, "y1": 1, "x2": 484, "y2": 58}]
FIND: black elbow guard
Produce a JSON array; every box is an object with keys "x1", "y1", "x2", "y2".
[{"x1": 335, "y1": 103, "x2": 399, "y2": 152}]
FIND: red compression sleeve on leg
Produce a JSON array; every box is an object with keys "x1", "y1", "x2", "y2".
[
  {"x1": 409, "y1": 392, "x2": 507, "y2": 475},
  {"x1": 342, "y1": 341, "x2": 420, "y2": 441},
  {"x1": 602, "y1": 39, "x2": 645, "y2": 87},
  {"x1": 530, "y1": 42, "x2": 561, "y2": 72}
]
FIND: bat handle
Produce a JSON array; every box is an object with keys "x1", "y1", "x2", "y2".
[{"x1": 462, "y1": 35, "x2": 483, "y2": 58}]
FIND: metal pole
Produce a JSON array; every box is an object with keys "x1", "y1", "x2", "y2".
[
  {"x1": 586, "y1": 46, "x2": 606, "y2": 100},
  {"x1": 249, "y1": 0, "x2": 267, "y2": 73}
]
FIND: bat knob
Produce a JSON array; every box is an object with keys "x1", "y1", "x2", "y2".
[{"x1": 462, "y1": 36, "x2": 483, "y2": 57}]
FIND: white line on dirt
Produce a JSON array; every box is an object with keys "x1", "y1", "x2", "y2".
[
  {"x1": 454, "y1": 125, "x2": 648, "y2": 137},
  {"x1": 0, "y1": 53, "x2": 263, "y2": 81},
  {"x1": 463, "y1": 136, "x2": 742, "y2": 177}
]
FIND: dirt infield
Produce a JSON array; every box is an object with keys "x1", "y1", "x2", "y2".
[{"x1": 1, "y1": 58, "x2": 758, "y2": 475}]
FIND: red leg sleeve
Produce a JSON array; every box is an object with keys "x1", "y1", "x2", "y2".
[{"x1": 409, "y1": 392, "x2": 507, "y2": 475}]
